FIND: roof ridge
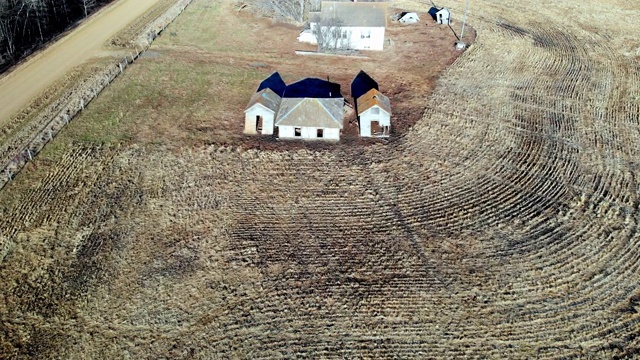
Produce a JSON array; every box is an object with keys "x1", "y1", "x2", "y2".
[
  {"x1": 316, "y1": 98, "x2": 342, "y2": 126},
  {"x1": 275, "y1": 98, "x2": 305, "y2": 125}
]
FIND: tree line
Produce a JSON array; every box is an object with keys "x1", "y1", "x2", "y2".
[
  {"x1": 0, "y1": 0, "x2": 114, "y2": 73},
  {"x1": 250, "y1": 0, "x2": 386, "y2": 24}
]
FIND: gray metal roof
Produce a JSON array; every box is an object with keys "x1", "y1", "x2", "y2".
[
  {"x1": 245, "y1": 88, "x2": 281, "y2": 113},
  {"x1": 276, "y1": 98, "x2": 344, "y2": 129},
  {"x1": 319, "y1": 1, "x2": 387, "y2": 28}
]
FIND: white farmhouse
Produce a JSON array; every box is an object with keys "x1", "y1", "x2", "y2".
[{"x1": 300, "y1": 1, "x2": 388, "y2": 51}]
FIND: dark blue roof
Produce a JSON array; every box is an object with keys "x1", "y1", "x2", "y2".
[
  {"x1": 428, "y1": 7, "x2": 440, "y2": 20},
  {"x1": 257, "y1": 72, "x2": 286, "y2": 97},
  {"x1": 283, "y1": 78, "x2": 342, "y2": 98},
  {"x1": 351, "y1": 70, "x2": 378, "y2": 99}
]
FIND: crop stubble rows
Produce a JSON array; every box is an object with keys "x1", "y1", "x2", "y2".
[{"x1": 1, "y1": 0, "x2": 640, "y2": 358}]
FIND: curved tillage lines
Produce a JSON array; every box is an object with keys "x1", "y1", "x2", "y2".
[{"x1": 2, "y1": 0, "x2": 640, "y2": 358}]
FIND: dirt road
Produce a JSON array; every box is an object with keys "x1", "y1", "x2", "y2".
[{"x1": 0, "y1": 0, "x2": 161, "y2": 125}]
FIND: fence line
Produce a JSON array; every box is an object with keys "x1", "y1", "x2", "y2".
[{"x1": 0, "y1": 0, "x2": 193, "y2": 191}]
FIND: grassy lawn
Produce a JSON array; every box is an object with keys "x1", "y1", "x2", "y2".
[{"x1": 62, "y1": 54, "x2": 265, "y2": 148}]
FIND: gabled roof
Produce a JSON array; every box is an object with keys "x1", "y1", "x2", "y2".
[
  {"x1": 357, "y1": 88, "x2": 391, "y2": 115},
  {"x1": 284, "y1": 78, "x2": 342, "y2": 99},
  {"x1": 428, "y1": 7, "x2": 440, "y2": 20},
  {"x1": 320, "y1": 1, "x2": 387, "y2": 28},
  {"x1": 351, "y1": 70, "x2": 379, "y2": 100},
  {"x1": 276, "y1": 98, "x2": 344, "y2": 129},
  {"x1": 245, "y1": 88, "x2": 281, "y2": 113},
  {"x1": 399, "y1": 12, "x2": 420, "y2": 20},
  {"x1": 257, "y1": 72, "x2": 286, "y2": 97}
]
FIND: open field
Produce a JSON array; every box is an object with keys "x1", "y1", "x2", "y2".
[{"x1": 1, "y1": 0, "x2": 640, "y2": 358}]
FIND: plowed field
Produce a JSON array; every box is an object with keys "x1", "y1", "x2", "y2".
[{"x1": 1, "y1": 0, "x2": 639, "y2": 358}]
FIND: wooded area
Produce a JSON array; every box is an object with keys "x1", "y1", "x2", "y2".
[{"x1": 0, "y1": 0, "x2": 114, "y2": 73}]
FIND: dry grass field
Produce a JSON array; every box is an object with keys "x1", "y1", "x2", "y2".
[{"x1": 1, "y1": 0, "x2": 640, "y2": 358}]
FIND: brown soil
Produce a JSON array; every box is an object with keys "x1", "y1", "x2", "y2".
[{"x1": 7, "y1": 0, "x2": 639, "y2": 358}]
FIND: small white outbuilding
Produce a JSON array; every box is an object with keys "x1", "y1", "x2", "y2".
[
  {"x1": 297, "y1": 29, "x2": 316, "y2": 44},
  {"x1": 244, "y1": 89, "x2": 280, "y2": 135},
  {"x1": 357, "y1": 89, "x2": 391, "y2": 137},
  {"x1": 243, "y1": 72, "x2": 287, "y2": 135},
  {"x1": 399, "y1": 12, "x2": 420, "y2": 24},
  {"x1": 351, "y1": 70, "x2": 392, "y2": 138},
  {"x1": 436, "y1": 8, "x2": 451, "y2": 25}
]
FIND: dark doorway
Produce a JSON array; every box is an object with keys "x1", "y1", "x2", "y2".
[
  {"x1": 256, "y1": 115, "x2": 263, "y2": 133},
  {"x1": 371, "y1": 121, "x2": 390, "y2": 137}
]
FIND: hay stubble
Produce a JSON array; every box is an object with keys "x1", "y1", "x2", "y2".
[{"x1": 1, "y1": 0, "x2": 640, "y2": 358}]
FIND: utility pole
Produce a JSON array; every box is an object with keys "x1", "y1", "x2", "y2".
[
  {"x1": 456, "y1": 0, "x2": 470, "y2": 50},
  {"x1": 460, "y1": 0, "x2": 470, "y2": 40}
]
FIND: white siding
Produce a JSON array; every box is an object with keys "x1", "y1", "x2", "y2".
[
  {"x1": 244, "y1": 105, "x2": 275, "y2": 135},
  {"x1": 344, "y1": 26, "x2": 385, "y2": 51},
  {"x1": 298, "y1": 29, "x2": 317, "y2": 44},
  {"x1": 436, "y1": 9, "x2": 451, "y2": 24},
  {"x1": 323, "y1": 128, "x2": 340, "y2": 140},
  {"x1": 360, "y1": 117, "x2": 371, "y2": 137},
  {"x1": 359, "y1": 106, "x2": 391, "y2": 137},
  {"x1": 278, "y1": 125, "x2": 295, "y2": 138},
  {"x1": 263, "y1": 115, "x2": 275, "y2": 135},
  {"x1": 303, "y1": 25, "x2": 385, "y2": 51},
  {"x1": 277, "y1": 126, "x2": 340, "y2": 140},
  {"x1": 399, "y1": 13, "x2": 420, "y2": 24}
]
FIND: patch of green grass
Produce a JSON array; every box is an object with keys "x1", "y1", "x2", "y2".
[
  {"x1": 52, "y1": 54, "x2": 266, "y2": 148},
  {"x1": 154, "y1": 2, "x2": 255, "y2": 53}
]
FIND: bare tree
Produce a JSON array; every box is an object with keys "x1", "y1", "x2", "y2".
[
  {"x1": 314, "y1": 16, "x2": 351, "y2": 52},
  {"x1": 0, "y1": 0, "x2": 115, "y2": 72},
  {"x1": 81, "y1": 0, "x2": 97, "y2": 17},
  {"x1": 255, "y1": 0, "x2": 306, "y2": 23}
]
